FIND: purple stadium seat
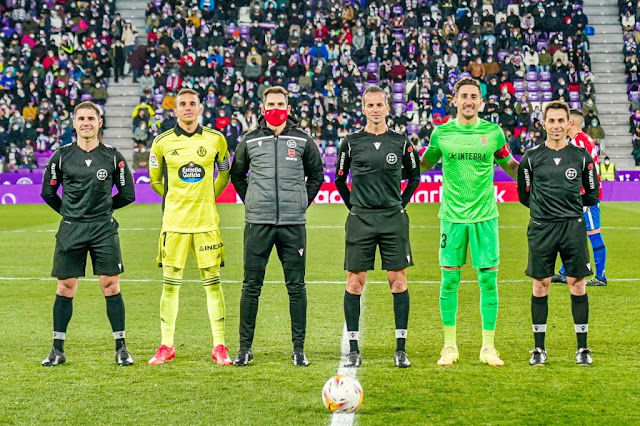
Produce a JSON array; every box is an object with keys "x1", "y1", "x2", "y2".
[
  {"x1": 570, "y1": 101, "x2": 581, "y2": 109},
  {"x1": 526, "y1": 71, "x2": 538, "y2": 81},
  {"x1": 515, "y1": 91, "x2": 525, "y2": 100},
  {"x1": 225, "y1": 24, "x2": 237, "y2": 36},
  {"x1": 406, "y1": 101, "x2": 416, "y2": 112},
  {"x1": 497, "y1": 50, "x2": 509, "y2": 62},
  {"x1": 629, "y1": 91, "x2": 640, "y2": 101},
  {"x1": 393, "y1": 5, "x2": 403, "y2": 15},
  {"x1": 355, "y1": 82, "x2": 364, "y2": 94},
  {"x1": 392, "y1": 82, "x2": 405, "y2": 93},
  {"x1": 393, "y1": 103, "x2": 407, "y2": 113},
  {"x1": 81, "y1": 93, "x2": 93, "y2": 101},
  {"x1": 239, "y1": 24, "x2": 250, "y2": 35},
  {"x1": 528, "y1": 92, "x2": 540, "y2": 102},
  {"x1": 407, "y1": 123, "x2": 419, "y2": 135},
  {"x1": 514, "y1": 80, "x2": 525, "y2": 91},
  {"x1": 459, "y1": 72, "x2": 471, "y2": 79},
  {"x1": 393, "y1": 33, "x2": 405, "y2": 42},
  {"x1": 324, "y1": 153, "x2": 337, "y2": 170},
  {"x1": 537, "y1": 41, "x2": 548, "y2": 51},
  {"x1": 569, "y1": 91, "x2": 580, "y2": 101},
  {"x1": 540, "y1": 81, "x2": 552, "y2": 92},
  {"x1": 366, "y1": 62, "x2": 379, "y2": 73},
  {"x1": 36, "y1": 154, "x2": 50, "y2": 168},
  {"x1": 542, "y1": 92, "x2": 553, "y2": 101},
  {"x1": 392, "y1": 92, "x2": 405, "y2": 103},
  {"x1": 526, "y1": 81, "x2": 538, "y2": 92},
  {"x1": 539, "y1": 71, "x2": 551, "y2": 81},
  {"x1": 260, "y1": 22, "x2": 277, "y2": 30}
]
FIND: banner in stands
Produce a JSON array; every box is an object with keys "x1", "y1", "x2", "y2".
[
  {"x1": 2, "y1": 182, "x2": 639, "y2": 204},
  {"x1": 4, "y1": 170, "x2": 640, "y2": 185}
]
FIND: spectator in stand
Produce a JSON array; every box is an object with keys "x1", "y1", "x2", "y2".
[
  {"x1": 138, "y1": 66, "x2": 155, "y2": 94},
  {"x1": 128, "y1": 44, "x2": 147, "y2": 83},
  {"x1": 586, "y1": 118, "x2": 605, "y2": 148},
  {"x1": 132, "y1": 142, "x2": 150, "y2": 171}
]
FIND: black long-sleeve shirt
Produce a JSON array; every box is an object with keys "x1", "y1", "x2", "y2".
[
  {"x1": 335, "y1": 129, "x2": 420, "y2": 210},
  {"x1": 41, "y1": 142, "x2": 135, "y2": 220},
  {"x1": 517, "y1": 142, "x2": 598, "y2": 220}
]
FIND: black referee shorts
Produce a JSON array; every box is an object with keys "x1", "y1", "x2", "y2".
[
  {"x1": 51, "y1": 217, "x2": 123, "y2": 279},
  {"x1": 344, "y1": 206, "x2": 413, "y2": 271},
  {"x1": 525, "y1": 216, "x2": 591, "y2": 279}
]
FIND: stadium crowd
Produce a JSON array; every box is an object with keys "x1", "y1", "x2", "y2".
[
  {"x1": 620, "y1": 0, "x2": 640, "y2": 166},
  {"x1": 2, "y1": 0, "x2": 602, "y2": 173}
]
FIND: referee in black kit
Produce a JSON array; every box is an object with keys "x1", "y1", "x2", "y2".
[
  {"x1": 517, "y1": 101, "x2": 599, "y2": 367},
  {"x1": 230, "y1": 86, "x2": 324, "y2": 367},
  {"x1": 41, "y1": 101, "x2": 135, "y2": 366},
  {"x1": 336, "y1": 86, "x2": 420, "y2": 368}
]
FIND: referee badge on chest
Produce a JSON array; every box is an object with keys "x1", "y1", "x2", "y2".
[
  {"x1": 197, "y1": 146, "x2": 207, "y2": 157},
  {"x1": 386, "y1": 153, "x2": 398, "y2": 164}
]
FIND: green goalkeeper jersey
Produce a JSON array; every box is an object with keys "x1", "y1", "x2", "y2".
[{"x1": 422, "y1": 118, "x2": 512, "y2": 223}]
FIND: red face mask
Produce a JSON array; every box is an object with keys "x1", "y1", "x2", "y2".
[{"x1": 264, "y1": 108, "x2": 288, "y2": 126}]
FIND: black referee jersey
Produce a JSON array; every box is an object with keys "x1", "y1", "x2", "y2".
[
  {"x1": 335, "y1": 129, "x2": 420, "y2": 210},
  {"x1": 517, "y1": 142, "x2": 599, "y2": 220},
  {"x1": 41, "y1": 142, "x2": 135, "y2": 219}
]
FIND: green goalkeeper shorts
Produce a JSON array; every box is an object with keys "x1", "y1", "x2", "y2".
[{"x1": 439, "y1": 218, "x2": 500, "y2": 269}]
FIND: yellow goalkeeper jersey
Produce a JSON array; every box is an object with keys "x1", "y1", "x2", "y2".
[{"x1": 149, "y1": 125, "x2": 230, "y2": 233}]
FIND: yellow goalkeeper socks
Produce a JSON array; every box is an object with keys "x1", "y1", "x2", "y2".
[{"x1": 202, "y1": 267, "x2": 225, "y2": 347}]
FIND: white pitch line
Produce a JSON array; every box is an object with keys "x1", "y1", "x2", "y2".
[
  {"x1": 3, "y1": 225, "x2": 640, "y2": 234},
  {"x1": 330, "y1": 290, "x2": 364, "y2": 426},
  {"x1": 1, "y1": 277, "x2": 639, "y2": 284}
]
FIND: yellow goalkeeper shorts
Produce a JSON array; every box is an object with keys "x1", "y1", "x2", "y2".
[{"x1": 157, "y1": 230, "x2": 224, "y2": 269}]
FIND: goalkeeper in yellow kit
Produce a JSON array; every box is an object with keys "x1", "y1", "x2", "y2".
[{"x1": 147, "y1": 89, "x2": 232, "y2": 365}]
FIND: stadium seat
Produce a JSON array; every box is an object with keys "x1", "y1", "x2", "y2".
[
  {"x1": 539, "y1": 71, "x2": 551, "y2": 81},
  {"x1": 392, "y1": 92, "x2": 405, "y2": 103},
  {"x1": 497, "y1": 50, "x2": 509, "y2": 62},
  {"x1": 81, "y1": 93, "x2": 93, "y2": 102},
  {"x1": 526, "y1": 81, "x2": 538, "y2": 92},
  {"x1": 528, "y1": 92, "x2": 540, "y2": 102},
  {"x1": 459, "y1": 72, "x2": 472, "y2": 79},
  {"x1": 540, "y1": 81, "x2": 552, "y2": 92},
  {"x1": 536, "y1": 41, "x2": 548, "y2": 51},
  {"x1": 570, "y1": 101, "x2": 581, "y2": 109},
  {"x1": 393, "y1": 82, "x2": 405, "y2": 93},
  {"x1": 526, "y1": 71, "x2": 538, "y2": 82},
  {"x1": 514, "y1": 80, "x2": 525, "y2": 92},
  {"x1": 569, "y1": 91, "x2": 580, "y2": 102},
  {"x1": 366, "y1": 62, "x2": 379, "y2": 74},
  {"x1": 629, "y1": 91, "x2": 640, "y2": 101},
  {"x1": 355, "y1": 82, "x2": 364, "y2": 94},
  {"x1": 407, "y1": 123, "x2": 419, "y2": 135},
  {"x1": 225, "y1": 24, "x2": 237, "y2": 35},
  {"x1": 393, "y1": 103, "x2": 407, "y2": 114},
  {"x1": 542, "y1": 92, "x2": 553, "y2": 101},
  {"x1": 515, "y1": 91, "x2": 525, "y2": 100}
]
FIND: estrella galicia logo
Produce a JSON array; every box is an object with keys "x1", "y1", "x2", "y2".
[{"x1": 179, "y1": 162, "x2": 205, "y2": 183}]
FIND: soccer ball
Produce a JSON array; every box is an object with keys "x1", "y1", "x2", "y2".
[{"x1": 322, "y1": 375, "x2": 364, "y2": 413}]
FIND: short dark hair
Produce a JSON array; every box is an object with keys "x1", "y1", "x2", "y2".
[
  {"x1": 543, "y1": 101, "x2": 570, "y2": 120},
  {"x1": 361, "y1": 85, "x2": 389, "y2": 105},
  {"x1": 176, "y1": 88, "x2": 199, "y2": 99},
  {"x1": 262, "y1": 86, "x2": 289, "y2": 105},
  {"x1": 74, "y1": 101, "x2": 101, "y2": 118},
  {"x1": 454, "y1": 77, "x2": 481, "y2": 97},
  {"x1": 569, "y1": 109, "x2": 584, "y2": 119}
]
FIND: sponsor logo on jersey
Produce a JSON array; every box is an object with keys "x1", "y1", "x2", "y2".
[
  {"x1": 565, "y1": 168, "x2": 577, "y2": 180},
  {"x1": 554, "y1": 158, "x2": 561, "y2": 165},
  {"x1": 374, "y1": 142, "x2": 381, "y2": 150},
  {"x1": 85, "y1": 159, "x2": 92, "y2": 167},
  {"x1": 298, "y1": 248, "x2": 304, "y2": 256},
  {"x1": 448, "y1": 152, "x2": 488, "y2": 161},
  {"x1": 96, "y1": 169, "x2": 108, "y2": 180},
  {"x1": 481, "y1": 136, "x2": 488, "y2": 146},
  {"x1": 588, "y1": 163, "x2": 594, "y2": 170},
  {"x1": 286, "y1": 148, "x2": 298, "y2": 161},
  {"x1": 170, "y1": 149, "x2": 180, "y2": 155},
  {"x1": 257, "y1": 141, "x2": 263, "y2": 147},
  {"x1": 118, "y1": 161, "x2": 125, "y2": 168},
  {"x1": 386, "y1": 153, "x2": 398, "y2": 164},
  {"x1": 50, "y1": 179, "x2": 57, "y2": 185},
  {"x1": 119, "y1": 163, "x2": 126, "y2": 186},
  {"x1": 407, "y1": 145, "x2": 413, "y2": 152},
  {"x1": 197, "y1": 146, "x2": 207, "y2": 157},
  {"x1": 287, "y1": 140, "x2": 297, "y2": 148},
  {"x1": 150, "y1": 154, "x2": 158, "y2": 168},
  {"x1": 179, "y1": 162, "x2": 205, "y2": 183},
  {"x1": 50, "y1": 163, "x2": 57, "y2": 180}
]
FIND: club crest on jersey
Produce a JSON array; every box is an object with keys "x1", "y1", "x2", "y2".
[
  {"x1": 481, "y1": 136, "x2": 488, "y2": 146},
  {"x1": 179, "y1": 162, "x2": 205, "y2": 183},
  {"x1": 565, "y1": 168, "x2": 577, "y2": 180},
  {"x1": 287, "y1": 140, "x2": 297, "y2": 148},
  {"x1": 386, "y1": 153, "x2": 398, "y2": 164},
  {"x1": 197, "y1": 146, "x2": 207, "y2": 157},
  {"x1": 96, "y1": 169, "x2": 108, "y2": 180}
]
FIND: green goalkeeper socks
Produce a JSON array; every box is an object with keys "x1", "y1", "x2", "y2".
[{"x1": 478, "y1": 269, "x2": 499, "y2": 334}]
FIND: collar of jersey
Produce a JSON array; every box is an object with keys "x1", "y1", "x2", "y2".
[
  {"x1": 454, "y1": 118, "x2": 481, "y2": 130},
  {"x1": 174, "y1": 124, "x2": 203, "y2": 137}
]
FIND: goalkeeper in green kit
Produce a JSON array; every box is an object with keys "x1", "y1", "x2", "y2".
[{"x1": 420, "y1": 78, "x2": 519, "y2": 366}]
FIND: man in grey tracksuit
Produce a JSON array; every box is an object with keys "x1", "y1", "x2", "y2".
[{"x1": 230, "y1": 86, "x2": 323, "y2": 367}]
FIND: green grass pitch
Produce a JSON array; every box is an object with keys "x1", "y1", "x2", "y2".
[{"x1": 1, "y1": 202, "x2": 639, "y2": 424}]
